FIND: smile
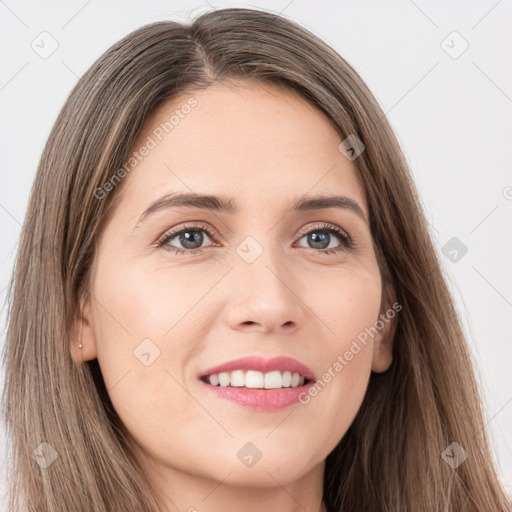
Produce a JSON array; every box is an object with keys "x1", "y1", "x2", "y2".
[{"x1": 201, "y1": 370, "x2": 308, "y2": 389}]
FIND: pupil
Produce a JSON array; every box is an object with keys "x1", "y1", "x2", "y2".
[
  {"x1": 309, "y1": 232, "x2": 329, "y2": 249},
  {"x1": 180, "y1": 230, "x2": 203, "y2": 249}
]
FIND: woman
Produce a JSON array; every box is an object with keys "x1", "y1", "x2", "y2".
[{"x1": 2, "y1": 7, "x2": 510, "y2": 511}]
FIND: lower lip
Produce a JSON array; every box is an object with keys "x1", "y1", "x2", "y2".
[{"x1": 200, "y1": 381, "x2": 313, "y2": 410}]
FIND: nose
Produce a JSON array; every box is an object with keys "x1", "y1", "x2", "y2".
[{"x1": 224, "y1": 247, "x2": 307, "y2": 335}]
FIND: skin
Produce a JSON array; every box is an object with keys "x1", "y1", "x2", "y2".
[{"x1": 71, "y1": 81, "x2": 396, "y2": 512}]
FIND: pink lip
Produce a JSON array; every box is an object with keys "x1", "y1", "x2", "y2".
[
  {"x1": 198, "y1": 356, "x2": 316, "y2": 411},
  {"x1": 199, "y1": 355, "x2": 316, "y2": 381},
  {"x1": 201, "y1": 384, "x2": 314, "y2": 410}
]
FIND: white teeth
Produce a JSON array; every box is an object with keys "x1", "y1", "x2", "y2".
[
  {"x1": 230, "y1": 370, "x2": 245, "y2": 387},
  {"x1": 218, "y1": 372, "x2": 230, "y2": 387},
  {"x1": 205, "y1": 370, "x2": 307, "y2": 389},
  {"x1": 291, "y1": 372, "x2": 300, "y2": 387},
  {"x1": 245, "y1": 370, "x2": 264, "y2": 388},
  {"x1": 264, "y1": 371, "x2": 283, "y2": 389}
]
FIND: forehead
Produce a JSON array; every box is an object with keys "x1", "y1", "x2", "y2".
[{"x1": 117, "y1": 80, "x2": 368, "y2": 220}]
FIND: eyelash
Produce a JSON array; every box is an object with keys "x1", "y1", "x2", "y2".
[{"x1": 155, "y1": 222, "x2": 354, "y2": 256}]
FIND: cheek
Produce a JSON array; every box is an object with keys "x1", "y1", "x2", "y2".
[
  {"x1": 89, "y1": 256, "x2": 215, "y2": 436},
  {"x1": 306, "y1": 263, "x2": 382, "y2": 351},
  {"x1": 299, "y1": 266, "x2": 381, "y2": 432},
  {"x1": 91, "y1": 255, "x2": 209, "y2": 361}
]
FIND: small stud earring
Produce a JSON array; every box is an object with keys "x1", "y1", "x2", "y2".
[{"x1": 78, "y1": 308, "x2": 83, "y2": 349}]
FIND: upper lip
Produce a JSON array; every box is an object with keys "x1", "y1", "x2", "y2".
[{"x1": 199, "y1": 355, "x2": 316, "y2": 381}]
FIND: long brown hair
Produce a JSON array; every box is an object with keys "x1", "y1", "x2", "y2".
[{"x1": 2, "y1": 7, "x2": 510, "y2": 511}]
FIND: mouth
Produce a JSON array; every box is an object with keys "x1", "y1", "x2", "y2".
[
  {"x1": 200, "y1": 370, "x2": 311, "y2": 389},
  {"x1": 198, "y1": 355, "x2": 316, "y2": 410}
]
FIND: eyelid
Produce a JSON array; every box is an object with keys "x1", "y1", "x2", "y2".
[
  {"x1": 293, "y1": 222, "x2": 354, "y2": 253},
  {"x1": 295, "y1": 222, "x2": 349, "y2": 240},
  {"x1": 155, "y1": 220, "x2": 354, "y2": 253},
  {"x1": 155, "y1": 221, "x2": 218, "y2": 247}
]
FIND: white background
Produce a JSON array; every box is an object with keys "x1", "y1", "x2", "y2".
[{"x1": 1, "y1": 0, "x2": 511, "y2": 507}]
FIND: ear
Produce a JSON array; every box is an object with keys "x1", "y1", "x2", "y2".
[
  {"x1": 371, "y1": 282, "x2": 399, "y2": 373},
  {"x1": 69, "y1": 294, "x2": 98, "y2": 363}
]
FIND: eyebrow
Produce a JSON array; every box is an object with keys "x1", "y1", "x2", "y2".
[{"x1": 137, "y1": 192, "x2": 368, "y2": 225}]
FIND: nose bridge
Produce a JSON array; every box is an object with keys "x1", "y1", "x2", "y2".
[{"x1": 225, "y1": 232, "x2": 305, "y2": 332}]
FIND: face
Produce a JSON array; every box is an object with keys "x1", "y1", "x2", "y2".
[{"x1": 73, "y1": 81, "x2": 395, "y2": 503}]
